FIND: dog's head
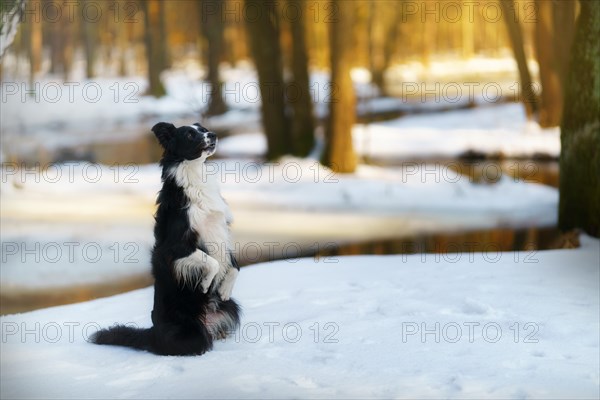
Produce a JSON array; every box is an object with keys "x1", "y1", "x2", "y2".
[{"x1": 151, "y1": 122, "x2": 217, "y2": 161}]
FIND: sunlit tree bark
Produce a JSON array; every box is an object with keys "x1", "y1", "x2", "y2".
[
  {"x1": 559, "y1": 0, "x2": 600, "y2": 238},
  {"x1": 0, "y1": 0, "x2": 26, "y2": 59},
  {"x1": 29, "y1": 12, "x2": 42, "y2": 83},
  {"x1": 368, "y1": 1, "x2": 402, "y2": 95},
  {"x1": 321, "y1": 0, "x2": 357, "y2": 173},
  {"x1": 554, "y1": 0, "x2": 576, "y2": 88},
  {"x1": 368, "y1": 1, "x2": 386, "y2": 93},
  {"x1": 500, "y1": 0, "x2": 539, "y2": 119},
  {"x1": 462, "y1": 3, "x2": 474, "y2": 59},
  {"x1": 288, "y1": 0, "x2": 315, "y2": 156},
  {"x1": 142, "y1": 0, "x2": 167, "y2": 97},
  {"x1": 81, "y1": 0, "x2": 97, "y2": 79},
  {"x1": 200, "y1": 0, "x2": 227, "y2": 116},
  {"x1": 245, "y1": 0, "x2": 290, "y2": 159},
  {"x1": 534, "y1": 0, "x2": 563, "y2": 127}
]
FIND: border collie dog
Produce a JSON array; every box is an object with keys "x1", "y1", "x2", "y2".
[{"x1": 92, "y1": 122, "x2": 241, "y2": 355}]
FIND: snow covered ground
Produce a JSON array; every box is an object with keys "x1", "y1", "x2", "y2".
[
  {"x1": 1, "y1": 235, "x2": 598, "y2": 399},
  {"x1": 217, "y1": 103, "x2": 560, "y2": 159},
  {"x1": 1, "y1": 160, "x2": 558, "y2": 290}
]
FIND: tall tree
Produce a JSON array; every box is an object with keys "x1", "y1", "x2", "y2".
[
  {"x1": 29, "y1": 12, "x2": 42, "y2": 84},
  {"x1": 368, "y1": 1, "x2": 385, "y2": 93},
  {"x1": 421, "y1": 11, "x2": 437, "y2": 68},
  {"x1": 554, "y1": 0, "x2": 576, "y2": 88},
  {"x1": 500, "y1": 0, "x2": 538, "y2": 119},
  {"x1": 48, "y1": 13, "x2": 63, "y2": 75},
  {"x1": 0, "y1": 0, "x2": 26, "y2": 58},
  {"x1": 288, "y1": 0, "x2": 315, "y2": 156},
  {"x1": 62, "y1": 13, "x2": 74, "y2": 79},
  {"x1": 200, "y1": 0, "x2": 227, "y2": 116},
  {"x1": 368, "y1": 1, "x2": 401, "y2": 95},
  {"x1": 533, "y1": 0, "x2": 563, "y2": 127},
  {"x1": 245, "y1": 0, "x2": 290, "y2": 159},
  {"x1": 321, "y1": 0, "x2": 357, "y2": 173},
  {"x1": 559, "y1": 0, "x2": 600, "y2": 238},
  {"x1": 81, "y1": 0, "x2": 97, "y2": 79},
  {"x1": 142, "y1": 0, "x2": 167, "y2": 97},
  {"x1": 117, "y1": 16, "x2": 128, "y2": 76},
  {"x1": 462, "y1": 1, "x2": 475, "y2": 59}
]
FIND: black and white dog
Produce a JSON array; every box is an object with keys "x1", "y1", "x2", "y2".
[{"x1": 92, "y1": 122, "x2": 240, "y2": 355}]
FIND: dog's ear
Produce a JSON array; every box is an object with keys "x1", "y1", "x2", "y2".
[{"x1": 151, "y1": 122, "x2": 176, "y2": 149}]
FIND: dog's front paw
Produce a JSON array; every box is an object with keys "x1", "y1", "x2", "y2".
[
  {"x1": 217, "y1": 268, "x2": 238, "y2": 300},
  {"x1": 174, "y1": 250, "x2": 221, "y2": 291},
  {"x1": 200, "y1": 255, "x2": 220, "y2": 293}
]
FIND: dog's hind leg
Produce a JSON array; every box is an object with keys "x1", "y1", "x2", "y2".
[
  {"x1": 204, "y1": 299, "x2": 241, "y2": 340},
  {"x1": 153, "y1": 320, "x2": 213, "y2": 356}
]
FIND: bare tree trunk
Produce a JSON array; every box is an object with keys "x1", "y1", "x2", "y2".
[
  {"x1": 534, "y1": 0, "x2": 563, "y2": 127},
  {"x1": 200, "y1": 0, "x2": 227, "y2": 116},
  {"x1": 288, "y1": 0, "x2": 315, "y2": 156},
  {"x1": 462, "y1": 4, "x2": 474, "y2": 58},
  {"x1": 554, "y1": 0, "x2": 576, "y2": 89},
  {"x1": 0, "y1": 0, "x2": 27, "y2": 58},
  {"x1": 368, "y1": 1, "x2": 401, "y2": 95},
  {"x1": 142, "y1": 0, "x2": 167, "y2": 97},
  {"x1": 383, "y1": 3, "x2": 401, "y2": 71},
  {"x1": 321, "y1": 0, "x2": 357, "y2": 173},
  {"x1": 368, "y1": 1, "x2": 386, "y2": 94},
  {"x1": 224, "y1": 19, "x2": 248, "y2": 65},
  {"x1": 373, "y1": 0, "x2": 402, "y2": 95},
  {"x1": 49, "y1": 19, "x2": 62, "y2": 75},
  {"x1": 421, "y1": 14, "x2": 436, "y2": 68},
  {"x1": 118, "y1": 19, "x2": 128, "y2": 76},
  {"x1": 29, "y1": 15, "x2": 42, "y2": 83},
  {"x1": 559, "y1": 0, "x2": 600, "y2": 238},
  {"x1": 81, "y1": 0, "x2": 97, "y2": 79},
  {"x1": 500, "y1": 0, "x2": 539, "y2": 119},
  {"x1": 62, "y1": 16, "x2": 74, "y2": 80},
  {"x1": 245, "y1": 0, "x2": 290, "y2": 159}
]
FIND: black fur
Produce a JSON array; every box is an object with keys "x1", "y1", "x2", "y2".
[{"x1": 92, "y1": 122, "x2": 241, "y2": 356}]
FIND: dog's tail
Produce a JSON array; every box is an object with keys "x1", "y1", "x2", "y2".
[
  {"x1": 91, "y1": 323, "x2": 214, "y2": 356},
  {"x1": 91, "y1": 325, "x2": 155, "y2": 352}
]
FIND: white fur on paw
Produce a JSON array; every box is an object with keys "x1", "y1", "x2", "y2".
[
  {"x1": 174, "y1": 250, "x2": 219, "y2": 291},
  {"x1": 201, "y1": 255, "x2": 220, "y2": 293},
  {"x1": 218, "y1": 268, "x2": 238, "y2": 300}
]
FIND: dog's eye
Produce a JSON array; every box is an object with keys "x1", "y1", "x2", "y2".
[{"x1": 187, "y1": 132, "x2": 193, "y2": 139}]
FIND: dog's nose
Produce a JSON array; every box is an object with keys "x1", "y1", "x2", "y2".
[{"x1": 206, "y1": 132, "x2": 216, "y2": 140}]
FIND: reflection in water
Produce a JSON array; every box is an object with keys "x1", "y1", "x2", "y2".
[
  {"x1": 2, "y1": 226, "x2": 569, "y2": 315},
  {"x1": 369, "y1": 159, "x2": 559, "y2": 188},
  {"x1": 317, "y1": 226, "x2": 566, "y2": 260},
  {"x1": 0, "y1": 275, "x2": 153, "y2": 316},
  {"x1": 447, "y1": 160, "x2": 559, "y2": 188}
]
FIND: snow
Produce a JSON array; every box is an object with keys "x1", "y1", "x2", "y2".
[
  {"x1": 385, "y1": 56, "x2": 539, "y2": 84},
  {"x1": 217, "y1": 103, "x2": 560, "y2": 159},
  {"x1": 353, "y1": 103, "x2": 560, "y2": 159},
  {"x1": 1, "y1": 159, "x2": 558, "y2": 289},
  {"x1": 1, "y1": 235, "x2": 598, "y2": 399}
]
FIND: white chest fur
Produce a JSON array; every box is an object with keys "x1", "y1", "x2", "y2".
[{"x1": 169, "y1": 158, "x2": 233, "y2": 277}]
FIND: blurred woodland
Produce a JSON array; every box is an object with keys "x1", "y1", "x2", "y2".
[{"x1": 0, "y1": 0, "x2": 598, "y2": 236}]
